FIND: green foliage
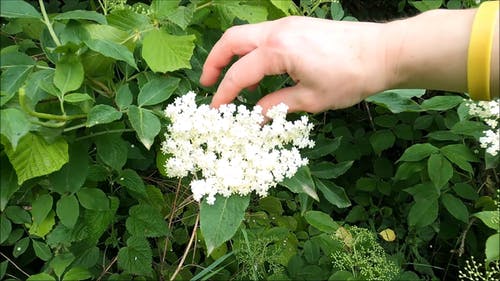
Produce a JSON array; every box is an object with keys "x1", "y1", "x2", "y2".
[{"x1": 1, "y1": 0, "x2": 498, "y2": 280}]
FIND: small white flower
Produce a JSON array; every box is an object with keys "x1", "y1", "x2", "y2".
[
  {"x1": 467, "y1": 99, "x2": 500, "y2": 156},
  {"x1": 161, "y1": 92, "x2": 314, "y2": 204}
]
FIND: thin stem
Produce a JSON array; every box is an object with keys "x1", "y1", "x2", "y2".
[
  {"x1": 19, "y1": 87, "x2": 86, "y2": 121},
  {"x1": 39, "y1": 0, "x2": 61, "y2": 46},
  {"x1": 170, "y1": 212, "x2": 199, "y2": 281},
  {"x1": 161, "y1": 179, "x2": 183, "y2": 264},
  {"x1": 195, "y1": 0, "x2": 213, "y2": 11},
  {"x1": 96, "y1": 255, "x2": 118, "y2": 281},
  {"x1": 63, "y1": 123, "x2": 87, "y2": 132},
  {"x1": 0, "y1": 251, "x2": 30, "y2": 278},
  {"x1": 74, "y1": 129, "x2": 135, "y2": 141}
]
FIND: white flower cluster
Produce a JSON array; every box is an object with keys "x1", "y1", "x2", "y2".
[
  {"x1": 467, "y1": 100, "x2": 500, "y2": 156},
  {"x1": 161, "y1": 92, "x2": 314, "y2": 204}
]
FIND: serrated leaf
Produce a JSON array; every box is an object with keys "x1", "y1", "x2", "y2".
[
  {"x1": 127, "y1": 105, "x2": 160, "y2": 150},
  {"x1": 54, "y1": 54, "x2": 84, "y2": 94},
  {"x1": 200, "y1": 195, "x2": 249, "y2": 255},
  {"x1": 397, "y1": 143, "x2": 439, "y2": 162},
  {"x1": 427, "y1": 153, "x2": 453, "y2": 188},
  {"x1": 369, "y1": 129, "x2": 395, "y2": 155},
  {"x1": 117, "y1": 169, "x2": 148, "y2": 200},
  {"x1": 32, "y1": 240, "x2": 52, "y2": 261},
  {"x1": 0, "y1": 215, "x2": 12, "y2": 244},
  {"x1": 54, "y1": 10, "x2": 107, "y2": 24},
  {"x1": 117, "y1": 236, "x2": 152, "y2": 277},
  {"x1": 107, "y1": 9, "x2": 151, "y2": 31},
  {"x1": 62, "y1": 267, "x2": 92, "y2": 281},
  {"x1": 0, "y1": 108, "x2": 31, "y2": 150},
  {"x1": 126, "y1": 204, "x2": 168, "y2": 237},
  {"x1": 408, "y1": 198, "x2": 438, "y2": 227},
  {"x1": 56, "y1": 195, "x2": 79, "y2": 228},
  {"x1": 165, "y1": 5, "x2": 194, "y2": 30},
  {"x1": 280, "y1": 166, "x2": 319, "y2": 201},
  {"x1": 95, "y1": 134, "x2": 128, "y2": 171},
  {"x1": 77, "y1": 188, "x2": 109, "y2": 210},
  {"x1": 142, "y1": 29, "x2": 195, "y2": 73},
  {"x1": 138, "y1": 77, "x2": 180, "y2": 107},
  {"x1": 79, "y1": 197, "x2": 119, "y2": 245},
  {"x1": 304, "y1": 211, "x2": 339, "y2": 233},
  {"x1": 13, "y1": 237, "x2": 30, "y2": 257},
  {"x1": 0, "y1": 0, "x2": 42, "y2": 19},
  {"x1": 441, "y1": 144, "x2": 478, "y2": 173},
  {"x1": 86, "y1": 104, "x2": 122, "y2": 127},
  {"x1": 31, "y1": 194, "x2": 53, "y2": 225},
  {"x1": 315, "y1": 179, "x2": 351, "y2": 208},
  {"x1": 441, "y1": 193, "x2": 468, "y2": 223},
  {"x1": 84, "y1": 39, "x2": 137, "y2": 69},
  {"x1": 4, "y1": 133, "x2": 68, "y2": 184}
]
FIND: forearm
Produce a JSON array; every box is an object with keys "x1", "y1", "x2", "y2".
[{"x1": 382, "y1": 8, "x2": 499, "y2": 99}]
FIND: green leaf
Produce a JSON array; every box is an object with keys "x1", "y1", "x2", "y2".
[
  {"x1": 441, "y1": 193, "x2": 469, "y2": 223},
  {"x1": 441, "y1": 144, "x2": 478, "y2": 173},
  {"x1": 27, "y1": 273, "x2": 56, "y2": 281},
  {"x1": 409, "y1": 0, "x2": 443, "y2": 12},
  {"x1": 107, "y1": 9, "x2": 151, "y2": 31},
  {"x1": 421, "y1": 96, "x2": 464, "y2": 111},
  {"x1": 13, "y1": 237, "x2": 30, "y2": 257},
  {"x1": 398, "y1": 143, "x2": 439, "y2": 162},
  {"x1": 0, "y1": 260, "x2": 6, "y2": 280},
  {"x1": 330, "y1": 2, "x2": 344, "y2": 20},
  {"x1": 304, "y1": 211, "x2": 339, "y2": 233},
  {"x1": 51, "y1": 253, "x2": 75, "y2": 279},
  {"x1": 117, "y1": 169, "x2": 148, "y2": 200},
  {"x1": 369, "y1": 129, "x2": 395, "y2": 155},
  {"x1": 0, "y1": 215, "x2": 12, "y2": 244},
  {"x1": 54, "y1": 54, "x2": 84, "y2": 94},
  {"x1": 141, "y1": 29, "x2": 195, "y2": 73},
  {"x1": 117, "y1": 236, "x2": 153, "y2": 277},
  {"x1": 315, "y1": 179, "x2": 351, "y2": 208},
  {"x1": 32, "y1": 239, "x2": 52, "y2": 261},
  {"x1": 200, "y1": 195, "x2": 250, "y2": 255},
  {"x1": 0, "y1": 51, "x2": 35, "y2": 68},
  {"x1": 270, "y1": 0, "x2": 295, "y2": 15},
  {"x1": 138, "y1": 77, "x2": 180, "y2": 107},
  {"x1": 86, "y1": 104, "x2": 122, "y2": 127},
  {"x1": 62, "y1": 267, "x2": 92, "y2": 281},
  {"x1": 29, "y1": 210, "x2": 55, "y2": 238},
  {"x1": 404, "y1": 182, "x2": 440, "y2": 201},
  {"x1": 77, "y1": 188, "x2": 109, "y2": 210},
  {"x1": 365, "y1": 89, "x2": 424, "y2": 113},
  {"x1": 79, "y1": 197, "x2": 119, "y2": 245},
  {"x1": 127, "y1": 105, "x2": 161, "y2": 150},
  {"x1": 451, "y1": 120, "x2": 488, "y2": 138},
  {"x1": 56, "y1": 195, "x2": 79, "y2": 228},
  {"x1": 115, "y1": 84, "x2": 132, "y2": 110},
  {"x1": 84, "y1": 39, "x2": 137, "y2": 69},
  {"x1": 427, "y1": 153, "x2": 453, "y2": 188},
  {"x1": 164, "y1": 5, "x2": 194, "y2": 30},
  {"x1": 280, "y1": 166, "x2": 319, "y2": 201},
  {"x1": 95, "y1": 134, "x2": 128, "y2": 171},
  {"x1": 49, "y1": 142, "x2": 89, "y2": 194},
  {"x1": 310, "y1": 161, "x2": 353, "y2": 179},
  {"x1": 0, "y1": 108, "x2": 31, "y2": 150},
  {"x1": 0, "y1": 0, "x2": 42, "y2": 19},
  {"x1": 302, "y1": 136, "x2": 341, "y2": 159},
  {"x1": 408, "y1": 198, "x2": 439, "y2": 228},
  {"x1": 64, "y1": 93, "x2": 93, "y2": 103},
  {"x1": 54, "y1": 10, "x2": 107, "y2": 24},
  {"x1": 31, "y1": 194, "x2": 53, "y2": 225},
  {"x1": 473, "y1": 211, "x2": 499, "y2": 230},
  {"x1": 5, "y1": 206, "x2": 31, "y2": 224},
  {"x1": 215, "y1": 2, "x2": 268, "y2": 28},
  {"x1": 4, "y1": 133, "x2": 68, "y2": 184},
  {"x1": 486, "y1": 233, "x2": 500, "y2": 262},
  {"x1": 126, "y1": 204, "x2": 169, "y2": 237},
  {"x1": 1, "y1": 65, "x2": 33, "y2": 104},
  {"x1": 151, "y1": 0, "x2": 179, "y2": 16},
  {"x1": 453, "y1": 183, "x2": 478, "y2": 201},
  {"x1": 258, "y1": 196, "x2": 284, "y2": 215},
  {"x1": 0, "y1": 157, "x2": 19, "y2": 212}
]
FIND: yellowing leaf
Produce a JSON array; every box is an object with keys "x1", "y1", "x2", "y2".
[{"x1": 379, "y1": 228, "x2": 396, "y2": 242}]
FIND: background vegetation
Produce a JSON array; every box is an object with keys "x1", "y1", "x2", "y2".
[{"x1": 1, "y1": 0, "x2": 498, "y2": 280}]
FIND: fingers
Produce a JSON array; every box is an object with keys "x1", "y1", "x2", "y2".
[
  {"x1": 256, "y1": 84, "x2": 311, "y2": 116},
  {"x1": 210, "y1": 48, "x2": 285, "y2": 108},
  {"x1": 200, "y1": 24, "x2": 265, "y2": 86}
]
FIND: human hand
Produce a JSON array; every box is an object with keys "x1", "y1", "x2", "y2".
[{"x1": 200, "y1": 16, "x2": 390, "y2": 114}]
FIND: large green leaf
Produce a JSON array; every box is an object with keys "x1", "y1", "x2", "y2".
[
  {"x1": 31, "y1": 194, "x2": 53, "y2": 225},
  {"x1": 79, "y1": 197, "x2": 119, "y2": 245},
  {"x1": 450, "y1": 120, "x2": 488, "y2": 139},
  {"x1": 408, "y1": 198, "x2": 439, "y2": 228},
  {"x1": 0, "y1": 157, "x2": 19, "y2": 211},
  {"x1": 280, "y1": 166, "x2": 319, "y2": 201},
  {"x1": 365, "y1": 89, "x2": 425, "y2": 113},
  {"x1": 200, "y1": 195, "x2": 250, "y2": 255},
  {"x1": 117, "y1": 169, "x2": 148, "y2": 200},
  {"x1": 309, "y1": 161, "x2": 353, "y2": 179},
  {"x1": 107, "y1": 9, "x2": 151, "y2": 31},
  {"x1": 125, "y1": 204, "x2": 168, "y2": 237},
  {"x1": 409, "y1": 0, "x2": 443, "y2": 12},
  {"x1": 117, "y1": 236, "x2": 152, "y2": 277},
  {"x1": 1, "y1": 65, "x2": 34, "y2": 104},
  {"x1": 115, "y1": 84, "x2": 133, "y2": 110},
  {"x1": 94, "y1": 134, "x2": 128, "y2": 171},
  {"x1": 441, "y1": 144, "x2": 478, "y2": 173},
  {"x1": 427, "y1": 153, "x2": 453, "y2": 188},
  {"x1": 84, "y1": 39, "x2": 137, "y2": 69},
  {"x1": 32, "y1": 239, "x2": 52, "y2": 261},
  {"x1": 0, "y1": 215, "x2": 12, "y2": 244},
  {"x1": 441, "y1": 193, "x2": 468, "y2": 223},
  {"x1": 4, "y1": 133, "x2": 68, "y2": 184},
  {"x1": 56, "y1": 195, "x2": 79, "y2": 228},
  {"x1": 369, "y1": 129, "x2": 395, "y2": 155},
  {"x1": 0, "y1": 0, "x2": 42, "y2": 19},
  {"x1": 62, "y1": 267, "x2": 92, "y2": 281},
  {"x1": 77, "y1": 188, "x2": 109, "y2": 210},
  {"x1": 48, "y1": 142, "x2": 89, "y2": 194},
  {"x1": 54, "y1": 10, "x2": 107, "y2": 24},
  {"x1": 54, "y1": 54, "x2": 84, "y2": 94},
  {"x1": 0, "y1": 108, "x2": 31, "y2": 150},
  {"x1": 302, "y1": 136, "x2": 342, "y2": 159},
  {"x1": 86, "y1": 104, "x2": 122, "y2": 127},
  {"x1": 397, "y1": 143, "x2": 439, "y2": 162},
  {"x1": 473, "y1": 211, "x2": 499, "y2": 230},
  {"x1": 420, "y1": 96, "x2": 464, "y2": 111},
  {"x1": 214, "y1": 1, "x2": 268, "y2": 29},
  {"x1": 138, "y1": 77, "x2": 180, "y2": 107},
  {"x1": 141, "y1": 29, "x2": 195, "y2": 73},
  {"x1": 303, "y1": 211, "x2": 339, "y2": 233},
  {"x1": 486, "y1": 234, "x2": 500, "y2": 262},
  {"x1": 315, "y1": 179, "x2": 351, "y2": 208},
  {"x1": 127, "y1": 105, "x2": 161, "y2": 150}
]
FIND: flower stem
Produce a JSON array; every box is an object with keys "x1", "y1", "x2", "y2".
[{"x1": 39, "y1": 0, "x2": 61, "y2": 46}]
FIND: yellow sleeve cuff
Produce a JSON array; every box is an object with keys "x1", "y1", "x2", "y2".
[{"x1": 467, "y1": 1, "x2": 499, "y2": 101}]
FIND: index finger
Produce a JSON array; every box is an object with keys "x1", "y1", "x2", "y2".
[{"x1": 200, "y1": 23, "x2": 267, "y2": 86}]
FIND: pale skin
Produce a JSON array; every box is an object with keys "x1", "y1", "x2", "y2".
[{"x1": 200, "y1": 8, "x2": 499, "y2": 115}]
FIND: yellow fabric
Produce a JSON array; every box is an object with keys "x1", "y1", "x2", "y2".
[{"x1": 467, "y1": 1, "x2": 499, "y2": 101}]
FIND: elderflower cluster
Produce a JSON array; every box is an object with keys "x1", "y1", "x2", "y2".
[
  {"x1": 467, "y1": 100, "x2": 500, "y2": 156},
  {"x1": 459, "y1": 256, "x2": 500, "y2": 281},
  {"x1": 161, "y1": 92, "x2": 314, "y2": 204}
]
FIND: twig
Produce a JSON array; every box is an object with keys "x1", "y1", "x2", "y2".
[
  {"x1": 161, "y1": 179, "x2": 183, "y2": 266},
  {"x1": 0, "y1": 251, "x2": 30, "y2": 278},
  {"x1": 97, "y1": 255, "x2": 118, "y2": 281},
  {"x1": 170, "y1": 212, "x2": 200, "y2": 281},
  {"x1": 363, "y1": 101, "x2": 376, "y2": 131},
  {"x1": 457, "y1": 217, "x2": 477, "y2": 257}
]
